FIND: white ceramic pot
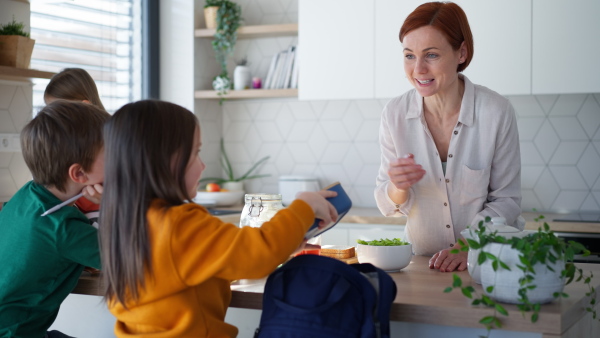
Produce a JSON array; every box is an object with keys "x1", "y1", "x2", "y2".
[
  {"x1": 461, "y1": 217, "x2": 526, "y2": 284},
  {"x1": 233, "y1": 65, "x2": 251, "y2": 90},
  {"x1": 480, "y1": 242, "x2": 565, "y2": 304},
  {"x1": 222, "y1": 181, "x2": 244, "y2": 192}
]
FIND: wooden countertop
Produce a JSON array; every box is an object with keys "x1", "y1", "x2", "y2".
[
  {"x1": 73, "y1": 256, "x2": 599, "y2": 336},
  {"x1": 216, "y1": 206, "x2": 600, "y2": 233}
]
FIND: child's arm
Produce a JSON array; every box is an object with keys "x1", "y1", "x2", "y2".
[
  {"x1": 295, "y1": 190, "x2": 338, "y2": 229},
  {"x1": 57, "y1": 219, "x2": 101, "y2": 270}
]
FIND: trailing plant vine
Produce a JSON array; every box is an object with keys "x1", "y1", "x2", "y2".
[{"x1": 444, "y1": 216, "x2": 598, "y2": 337}]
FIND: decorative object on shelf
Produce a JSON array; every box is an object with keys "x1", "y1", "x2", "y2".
[
  {"x1": 0, "y1": 17, "x2": 35, "y2": 68},
  {"x1": 199, "y1": 137, "x2": 270, "y2": 188},
  {"x1": 444, "y1": 215, "x2": 598, "y2": 337},
  {"x1": 233, "y1": 56, "x2": 250, "y2": 90},
  {"x1": 252, "y1": 77, "x2": 261, "y2": 89},
  {"x1": 203, "y1": 2, "x2": 219, "y2": 29},
  {"x1": 207, "y1": 0, "x2": 241, "y2": 100}
]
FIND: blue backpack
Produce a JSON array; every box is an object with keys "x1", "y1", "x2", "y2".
[{"x1": 254, "y1": 255, "x2": 397, "y2": 338}]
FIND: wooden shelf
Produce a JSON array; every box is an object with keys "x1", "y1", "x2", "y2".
[
  {"x1": 195, "y1": 23, "x2": 298, "y2": 39},
  {"x1": 195, "y1": 88, "x2": 298, "y2": 100},
  {"x1": 0, "y1": 66, "x2": 55, "y2": 80}
]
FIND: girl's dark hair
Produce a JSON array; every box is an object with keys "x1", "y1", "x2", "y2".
[
  {"x1": 44, "y1": 68, "x2": 106, "y2": 111},
  {"x1": 400, "y1": 1, "x2": 474, "y2": 72},
  {"x1": 99, "y1": 100, "x2": 199, "y2": 306}
]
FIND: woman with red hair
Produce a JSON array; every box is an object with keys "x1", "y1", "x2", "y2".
[{"x1": 375, "y1": 2, "x2": 523, "y2": 272}]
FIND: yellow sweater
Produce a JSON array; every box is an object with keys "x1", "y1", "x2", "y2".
[{"x1": 109, "y1": 199, "x2": 314, "y2": 337}]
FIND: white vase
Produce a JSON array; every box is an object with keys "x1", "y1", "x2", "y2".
[
  {"x1": 233, "y1": 65, "x2": 251, "y2": 90},
  {"x1": 223, "y1": 181, "x2": 244, "y2": 192},
  {"x1": 480, "y1": 243, "x2": 565, "y2": 304}
]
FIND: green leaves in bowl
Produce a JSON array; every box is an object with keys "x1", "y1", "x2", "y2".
[{"x1": 357, "y1": 238, "x2": 409, "y2": 246}]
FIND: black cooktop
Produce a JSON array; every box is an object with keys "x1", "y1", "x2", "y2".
[{"x1": 552, "y1": 212, "x2": 600, "y2": 223}]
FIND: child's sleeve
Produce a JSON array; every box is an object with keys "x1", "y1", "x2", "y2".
[
  {"x1": 170, "y1": 201, "x2": 314, "y2": 285},
  {"x1": 56, "y1": 218, "x2": 101, "y2": 270}
]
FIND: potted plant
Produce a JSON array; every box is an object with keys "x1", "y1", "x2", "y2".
[
  {"x1": 0, "y1": 17, "x2": 35, "y2": 68},
  {"x1": 199, "y1": 138, "x2": 269, "y2": 192},
  {"x1": 445, "y1": 216, "x2": 598, "y2": 336},
  {"x1": 205, "y1": 1, "x2": 241, "y2": 99}
]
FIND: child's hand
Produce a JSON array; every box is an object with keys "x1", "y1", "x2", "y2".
[
  {"x1": 82, "y1": 183, "x2": 103, "y2": 204},
  {"x1": 296, "y1": 190, "x2": 338, "y2": 228}
]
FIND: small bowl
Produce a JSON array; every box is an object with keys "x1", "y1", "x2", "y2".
[
  {"x1": 356, "y1": 243, "x2": 413, "y2": 272},
  {"x1": 193, "y1": 190, "x2": 245, "y2": 207}
]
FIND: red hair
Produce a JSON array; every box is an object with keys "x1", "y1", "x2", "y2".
[{"x1": 399, "y1": 2, "x2": 473, "y2": 72}]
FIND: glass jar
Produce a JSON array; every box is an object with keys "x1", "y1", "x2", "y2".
[{"x1": 239, "y1": 194, "x2": 284, "y2": 228}]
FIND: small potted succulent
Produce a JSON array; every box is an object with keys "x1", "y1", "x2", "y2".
[
  {"x1": 199, "y1": 138, "x2": 270, "y2": 192},
  {"x1": 0, "y1": 17, "x2": 35, "y2": 68},
  {"x1": 445, "y1": 216, "x2": 598, "y2": 336}
]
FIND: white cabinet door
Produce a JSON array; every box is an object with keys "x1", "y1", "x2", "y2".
[
  {"x1": 456, "y1": 0, "x2": 531, "y2": 95},
  {"x1": 532, "y1": 0, "x2": 600, "y2": 94},
  {"x1": 320, "y1": 228, "x2": 349, "y2": 246},
  {"x1": 298, "y1": 0, "x2": 374, "y2": 100}
]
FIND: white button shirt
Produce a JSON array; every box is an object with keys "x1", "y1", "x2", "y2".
[{"x1": 374, "y1": 75, "x2": 522, "y2": 256}]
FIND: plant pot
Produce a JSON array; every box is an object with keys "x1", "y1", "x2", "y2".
[
  {"x1": 480, "y1": 242, "x2": 565, "y2": 305},
  {"x1": 222, "y1": 181, "x2": 244, "y2": 192},
  {"x1": 204, "y1": 6, "x2": 219, "y2": 29},
  {"x1": 233, "y1": 65, "x2": 251, "y2": 90},
  {"x1": 0, "y1": 35, "x2": 35, "y2": 68}
]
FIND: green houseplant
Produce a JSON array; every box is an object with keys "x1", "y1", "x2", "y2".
[
  {"x1": 0, "y1": 17, "x2": 35, "y2": 68},
  {"x1": 205, "y1": 0, "x2": 242, "y2": 98},
  {"x1": 199, "y1": 138, "x2": 269, "y2": 190},
  {"x1": 445, "y1": 216, "x2": 598, "y2": 336}
]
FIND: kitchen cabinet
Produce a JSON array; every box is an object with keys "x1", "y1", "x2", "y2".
[
  {"x1": 194, "y1": 24, "x2": 298, "y2": 100},
  {"x1": 298, "y1": 0, "x2": 374, "y2": 100},
  {"x1": 300, "y1": 0, "x2": 531, "y2": 100},
  {"x1": 532, "y1": 0, "x2": 600, "y2": 94}
]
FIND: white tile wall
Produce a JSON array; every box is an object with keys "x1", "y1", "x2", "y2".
[
  {"x1": 0, "y1": 80, "x2": 33, "y2": 202},
  {"x1": 193, "y1": 1, "x2": 600, "y2": 213}
]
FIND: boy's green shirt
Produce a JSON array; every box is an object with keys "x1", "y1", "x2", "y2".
[{"x1": 0, "y1": 181, "x2": 100, "y2": 338}]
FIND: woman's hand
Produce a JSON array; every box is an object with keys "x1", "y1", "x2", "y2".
[
  {"x1": 81, "y1": 183, "x2": 103, "y2": 204},
  {"x1": 388, "y1": 154, "x2": 426, "y2": 191},
  {"x1": 429, "y1": 247, "x2": 468, "y2": 272},
  {"x1": 296, "y1": 190, "x2": 338, "y2": 229}
]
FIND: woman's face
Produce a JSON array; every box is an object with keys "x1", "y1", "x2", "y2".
[
  {"x1": 184, "y1": 126, "x2": 206, "y2": 199},
  {"x1": 402, "y1": 26, "x2": 466, "y2": 98}
]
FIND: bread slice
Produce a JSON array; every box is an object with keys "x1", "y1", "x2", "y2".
[{"x1": 320, "y1": 245, "x2": 355, "y2": 259}]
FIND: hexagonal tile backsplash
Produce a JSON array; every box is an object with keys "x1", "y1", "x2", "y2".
[{"x1": 193, "y1": 0, "x2": 600, "y2": 213}]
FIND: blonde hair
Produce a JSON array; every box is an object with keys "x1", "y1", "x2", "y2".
[{"x1": 44, "y1": 68, "x2": 106, "y2": 110}]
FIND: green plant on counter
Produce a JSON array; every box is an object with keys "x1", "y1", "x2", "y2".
[
  {"x1": 0, "y1": 17, "x2": 30, "y2": 37},
  {"x1": 207, "y1": 0, "x2": 241, "y2": 100},
  {"x1": 199, "y1": 138, "x2": 269, "y2": 186},
  {"x1": 444, "y1": 215, "x2": 597, "y2": 337}
]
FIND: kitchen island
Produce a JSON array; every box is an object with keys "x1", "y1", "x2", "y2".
[{"x1": 73, "y1": 255, "x2": 599, "y2": 338}]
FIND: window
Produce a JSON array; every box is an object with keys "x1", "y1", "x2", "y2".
[{"x1": 30, "y1": 0, "x2": 142, "y2": 113}]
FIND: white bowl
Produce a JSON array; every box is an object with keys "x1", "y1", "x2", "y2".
[
  {"x1": 356, "y1": 243, "x2": 413, "y2": 272},
  {"x1": 193, "y1": 190, "x2": 245, "y2": 207}
]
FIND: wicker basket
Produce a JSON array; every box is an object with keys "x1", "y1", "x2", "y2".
[
  {"x1": 0, "y1": 35, "x2": 35, "y2": 68},
  {"x1": 204, "y1": 6, "x2": 219, "y2": 29}
]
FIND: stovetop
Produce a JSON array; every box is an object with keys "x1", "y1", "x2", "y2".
[{"x1": 552, "y1": 212, "x2": 600, "y2": 223}]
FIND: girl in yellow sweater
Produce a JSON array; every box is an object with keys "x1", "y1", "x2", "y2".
[{"x1": 99, "y1": 100, "x2": 337, "y2": 337}]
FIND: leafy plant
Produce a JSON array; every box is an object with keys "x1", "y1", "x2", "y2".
[
  {"x1": 444, "y1": 216, "x2": 598, "y2": 337},
  {"x1": 199, "y1": 138, "x2": 269, "y2": 185},
  {"x1": 357, "y1": 238, "x2": 409, "y2": 246},
  {"x1": 207, "y1": 0, "x2": 241, "y2": 98},
  {"x1": 0, "y1": 18, "x2": 30, "y2": 37}
]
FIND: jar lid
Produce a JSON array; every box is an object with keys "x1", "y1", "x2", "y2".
[{"x1": 244, "y1": 193, "x2": 282, "y2": 201}]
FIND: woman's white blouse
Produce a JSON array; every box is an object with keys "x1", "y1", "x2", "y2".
[{"x1": 374, "y1": 75, "x2": 522, "y2": 256}]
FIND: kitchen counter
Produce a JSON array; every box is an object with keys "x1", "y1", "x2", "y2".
[
  {"x1": 73, "y1": 255, "x2": 599, "y2": 337},
  {"x1": 216, "y1": 206, "x2": 600, "y2": 234}
]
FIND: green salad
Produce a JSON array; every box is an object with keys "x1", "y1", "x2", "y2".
[{"x1": 357, "y1": 238, "x2": 409, "y2": 246}]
